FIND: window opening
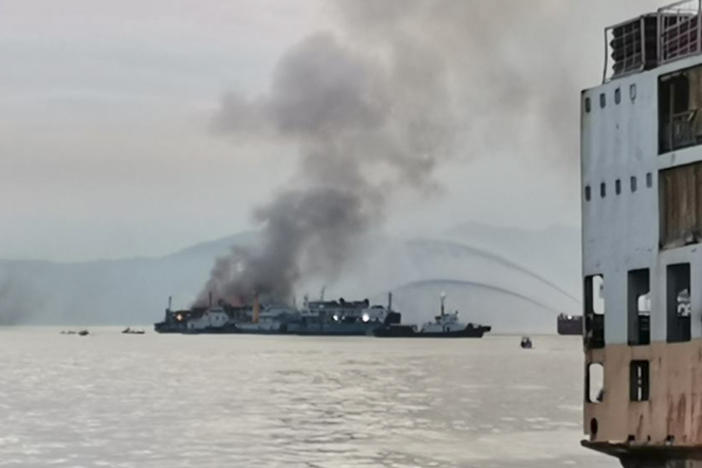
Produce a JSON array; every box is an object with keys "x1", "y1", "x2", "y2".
[
  {"x1": 667, "y1": 263, "x2": 691, "y2": 343},
  {"x1": 646, "y1": 172, "x2": 653, "y2": 187},
  {"x1": 584, "y1": 275, "x2": 605, "y2": 349},
  {"x1": 615, "y1": 179, "x2": 621, "y2": 195},
  {"x1": 631, "y1": 176, "x2": 638, "y2": 192},
  {"x1": 585, "y1": 185, "x2": 591, "y2": 201},
  {"x1": 585, "y1": 97, "x2": 591, "y2": 113},
  {"x1": 660, "y1": 163, "x2": 702, "y2": 248},
  {"x1": 630, "y1": 360, "x2": 650, "y2": 402},
  {"x1": 587, "y1": 362, "x2": 604, "y2": 403},
  {"x1": 600, "y1": 182, "x2": 606, "y2": 198},
  {"x1": 615, "y1": 88, "x2": 621, "y2": 104},
  {"x1": 600, "y1": 93, "x2": 606, "y2": 108},
  {"x1": 628, "y1": 269, "x2": 651, "y2": 345},
  {"x1": 659, "y1": 65, "x2": 702, "y2": 153}
]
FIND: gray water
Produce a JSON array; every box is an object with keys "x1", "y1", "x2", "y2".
[{"x1": 0, "y1": 329, "x2": 617, "y2": 468}]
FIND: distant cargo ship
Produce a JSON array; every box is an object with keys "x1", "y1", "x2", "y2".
[
  {"x1": 556, "y1": 313, "x2": 582, "y2": 335},
  {"x1": 373, "y1": 293, "x2": 491, "y2": 338}
]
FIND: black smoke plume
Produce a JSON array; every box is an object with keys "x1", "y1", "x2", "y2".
[{"x1": 197, "y1": 0, "x2": 648, "y2": 305}]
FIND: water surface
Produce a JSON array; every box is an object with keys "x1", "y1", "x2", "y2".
[{"x1": 0, "y1": 329, "x2": 616, "y2": 467}]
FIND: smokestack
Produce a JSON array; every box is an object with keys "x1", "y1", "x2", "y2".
[
  {"x1": 167, "y1": 295, "x2": 172, "y2": 311},
  {"x1": 387, "y1": 292, "x2": 392, "y2": 312},
  {"x1": 252, "y1": 294, "x2": 260, "y2": 324}
]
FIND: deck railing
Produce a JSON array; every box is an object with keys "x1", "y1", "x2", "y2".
[
  {"x1": 658, "y1": 0, "x2": 702, "y2": 64},
  {"x1": 603, "y1": 0, "x2": 702, "y2": 82}
]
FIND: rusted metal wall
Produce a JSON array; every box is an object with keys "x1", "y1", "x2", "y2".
[{"x1": 660, "y1": 162, "x2": 702, "y2": 249}]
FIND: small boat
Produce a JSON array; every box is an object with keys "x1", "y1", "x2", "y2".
[
  {"x1": 520, "y1": 336, "x2": 533, "y2": 349},
  {"x1": 78, "y1": 330, "x2": 89, "y2": 336},
  {"x1": 122, "y1": 327, "x2": 145, "y2": 334}
]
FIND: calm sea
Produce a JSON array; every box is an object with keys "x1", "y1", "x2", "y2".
[{"x1": 0, "y1": 329, "x2": 616, "y2": 467}]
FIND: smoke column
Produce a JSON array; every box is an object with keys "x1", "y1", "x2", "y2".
[{"x1": 196, "y1": 0, "x2": 614, "y2": 305}]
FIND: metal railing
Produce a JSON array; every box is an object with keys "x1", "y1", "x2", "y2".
[
  {"x1": 658, "y1": 0, "x2": 702, "y2": 64},
  {"x1": 603, "y1": 16, "x2": 648, "y2": 82},
  {"x1": 662, "y1": 109, "x2": 701, "y2": 152},
  {"x1": 602, "y1": 0, "x2": 702, "y2": 82}
]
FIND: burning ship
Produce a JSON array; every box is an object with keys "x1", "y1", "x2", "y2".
[
  {"x1": 154, "y1": 293, "x2": 391, "y2": 336},
  {"x1": 154, "y1": 296, "x2": 247, "y2": 334}
]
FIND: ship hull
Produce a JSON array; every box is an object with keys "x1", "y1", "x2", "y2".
[
  {"x1": 374, "y1": 325, "x2": 491, "y2": 338},
  {"x1": 557, "y1": 316, "x2": 583, "y2": 335},
  {"x1": 154, "y1": 323, "x2": 186, "y2": 333},
  {"x1": 183, "y1": 325, "x2": 241, "y2": 334}
]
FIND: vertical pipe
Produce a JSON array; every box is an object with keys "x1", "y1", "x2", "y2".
[
  {"x1": 253, "y1": 294, "x2": 260, "y2": 323},
  {"x1": 698, "y1": 0, "x2": 701, "y2": 55},
  {"x1": 603, "y1": 27, "x2": 609, "y2": 83},
  {"x1": 209, "y1": 291, "x2": 212, "y2": 308},
  {"x1": 658, "y1": 8, "x2": 663, "y2": 63},
  {"x1": 640, "y1": 16, "x2": 646, "y2": 71},
  {"x1": 168, "y1": 295, "x2": 172, "y2": 311}
]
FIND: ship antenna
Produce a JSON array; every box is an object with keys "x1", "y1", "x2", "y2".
[
  {"x1": 320, "y1": 286, "x2": 326, "y2": 301},
  {"x1": 167, "y1": 295, "x2": 172, "y2": 311},
  {"x1": 440, "y1": 291, "x2": 446, "y2": 316}
]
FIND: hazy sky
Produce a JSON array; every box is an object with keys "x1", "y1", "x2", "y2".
[{"x1": 0, "y1": 0, "x2": 663, "y2": 261}]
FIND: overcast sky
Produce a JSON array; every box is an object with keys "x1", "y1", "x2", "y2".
[{"x1": 0, "y1": 0, "x2": 663, "y2": 261}]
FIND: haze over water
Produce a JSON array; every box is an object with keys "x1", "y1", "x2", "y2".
[{"x1": 0, "y1": 330, "x2": 615, "y2": 467}]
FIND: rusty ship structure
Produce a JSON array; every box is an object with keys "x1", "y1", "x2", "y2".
[{"x1": 581, "y1": 1, "x2": 702, "y2": 466}]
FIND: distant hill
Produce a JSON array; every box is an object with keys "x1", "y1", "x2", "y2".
[{"x1": 0, "y1": 222, "x2": 581, "y2": 333}]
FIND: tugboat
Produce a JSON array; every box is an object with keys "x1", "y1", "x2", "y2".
[{"x1": 374, "y1": 293, "x2": 491, "y2": 338}]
